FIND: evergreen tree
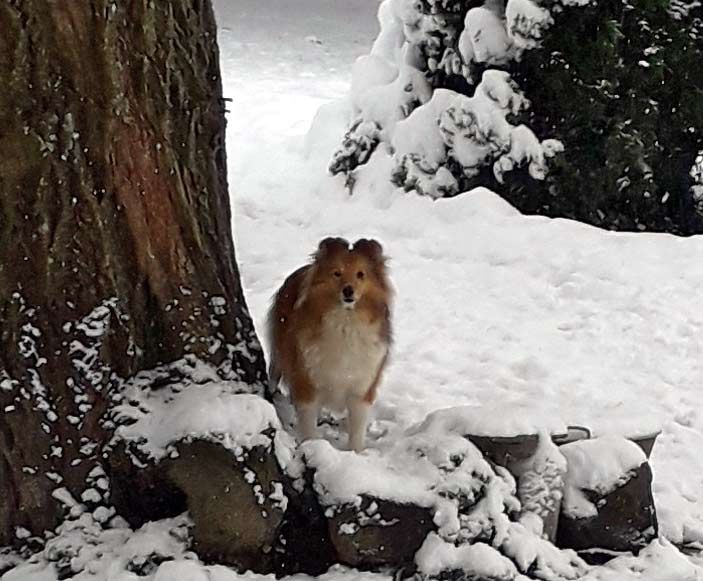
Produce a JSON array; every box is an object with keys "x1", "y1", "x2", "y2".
[{"x1": 332, "y1": 0, "x2": 703, "y2": 234}]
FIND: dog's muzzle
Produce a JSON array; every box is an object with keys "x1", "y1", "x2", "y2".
[{"x1": 342, "y1": 285, "x2": 355, "y2": 306}]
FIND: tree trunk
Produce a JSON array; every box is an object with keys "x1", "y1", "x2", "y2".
[{"x1": 0, "y1": 0, "x2": 266, "y2": 544}]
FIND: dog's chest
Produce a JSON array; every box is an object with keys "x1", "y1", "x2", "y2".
[{"x1": 301, "y1": 310, "x2": 387, "y2": 408}]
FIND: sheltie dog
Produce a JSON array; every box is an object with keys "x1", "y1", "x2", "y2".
[{"x1": 267, "y1": 237, "x2": 392, "y2": 452}]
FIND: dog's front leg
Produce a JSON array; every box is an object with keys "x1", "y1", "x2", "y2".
[
  {"x1": 296, "y1": 401, "x2": 320, "y2": 442},
  {"x1": 347, "y1": 397, "x2": 371, "y2": 452}
]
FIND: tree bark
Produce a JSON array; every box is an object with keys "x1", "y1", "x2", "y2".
[{"x1": 0, "y1": 0, "x2": 266, "y2": 543}]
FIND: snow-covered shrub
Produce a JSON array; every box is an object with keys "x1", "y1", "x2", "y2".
[
  {"x1": 690, "y1": 151, "x2": 703, "y2": 215},
  {"x1": 332, "y1": 0, "x2": 703, "y2": 234},
  {"x1": 332, "y1": 0, "x2": 565, "y2": 199}
]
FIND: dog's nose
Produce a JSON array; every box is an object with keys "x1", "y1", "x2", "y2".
[{"x1": 342, "y1": 285, "x2": 354, "y2": 300}]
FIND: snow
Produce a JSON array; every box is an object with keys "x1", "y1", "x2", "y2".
[
  {"x1": 506, "y1": 0, "x2": 554, "y2": 51},
  {"x1": 353, "y1": 63, "x2": 431, "y2": 136},
  {"x1": 214, "y1": 0, "x2": 703, "y2": 574},
  {"x1": 415, "y1": 534, "x2": 518, "y2": 579},
  {"x1": 113, "y1": 381, "x2": 294, "y2": 467},
  {"x1": 301, "y1": 424, "x2": 493, "y2": 513},
  {"x1": 5, "y1": 0, "x2": 703, "y2": 579},
  {"x1": 391, "y1": 88, "x2": 454, "y2": 166},
  {"x1": 561, "y1": 436, "x2": 646, "y2": 498},
  {"x1": 514, "y1": 433, "x2": 567, "y2": 523},
  {"x1": 410, "y1": 404, "x2": 568, "y2": 439},
  {"x1": 345, "y1": 7, "x2": 564, "y2": 196},
  {"x1": 580, "y1": 540, "x2": 702, "y2": 581},
  {"x1": 460, "y1": 7, "x2": 514, "y2": 66}
]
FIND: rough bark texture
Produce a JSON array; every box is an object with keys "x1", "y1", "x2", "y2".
[{"x1": 0, "y1": 0, "x2": 266, "y2": 544}]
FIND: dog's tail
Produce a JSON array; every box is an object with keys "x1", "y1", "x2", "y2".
[{"x1": 265, "y1": 356, "x2": 296, "y2": 430}]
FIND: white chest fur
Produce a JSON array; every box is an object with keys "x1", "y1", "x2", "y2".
[{"x1": 300, "y1": 308, "x2": 388, "y2": 411}]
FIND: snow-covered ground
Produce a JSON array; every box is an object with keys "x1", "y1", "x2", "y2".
[
  {"x1": 6, "y1": 1, "x2": 703, "y2": 579},
  {"x1": 218, "y1": 0, "x2": 703, "y2": 575}
]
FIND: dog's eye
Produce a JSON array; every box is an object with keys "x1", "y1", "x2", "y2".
[
  {"x1": 333, "y1": 271, "x2": 342, "y2": 278},
  {"x1": 357, "y1": 271, "x2": 365, "y2": 279}
]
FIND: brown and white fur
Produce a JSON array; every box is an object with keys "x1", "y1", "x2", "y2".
[{"x1": 267, "y1": 237, "x2": 392, "y2": 452}]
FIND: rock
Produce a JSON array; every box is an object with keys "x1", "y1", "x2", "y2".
[
  {"x1": 275, "y1": 470, "x2": 337, "y2": 576},
  {"x1": 108, "y1": 384, "x2": 306, "y2": 574},
  {"x1": 557, "y1": 437, "x2": 657, "y2": 553},
  {"x1": 404, "y1": 404, "x2": 568, "y2": 470},
  {"x1": 298, "y1": 434, "x2": 492, "y2": 571},
  {"x1": 328, "y1": 495, "x2": 435, "y2": 569},
  {"x1": 467, "y1": 433, "x2": 569, "y2": 543},
  {"x1": 467, "y1": 434, "x2": 540, "y2": 468},
  {"x1": 166, "y1": 438, "x2": 288, "y2": 573},
  {"x1": 630, "y1": 431, "x2": 661, "y2": 459},
  {"x1": 107, "y1": 440, "x2": 187, "y2": 527}
]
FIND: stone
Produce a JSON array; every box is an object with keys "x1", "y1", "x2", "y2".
[
  {"x1": 630, "y1": 432, "x2": 661, "y2": 459},
  {"x1": 557, "y1": 456, "x2": 657, "y2": 553},
  {"x1": 466, "y1": 435, "x2": 540, "y2": 468},
  {"x1": 469, "y1": 433, "x2": 566, "y2": 542},
  {"x1": 274, "y1": 470, "x2": 338, "y2": 576},
  {"x1": 166, "y1": 438, "x2": 287, "y2": 573},
  {"x1": 107, "y1": 440, "x2": 187, "y2": 527},
  {"x1": 328, "y1": 495, "x2": 435, "y2": 569}
]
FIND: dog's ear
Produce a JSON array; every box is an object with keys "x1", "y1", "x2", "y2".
[
  {"x1": 315, "y1": 237, "x2": 349, "y2": 259},
  {"x1": 353, "y1": 238, "x2": 385, "y2": 263}
]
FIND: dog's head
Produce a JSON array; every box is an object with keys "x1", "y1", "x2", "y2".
[{"x1": 310, "y1": 237, "x2": 389, "y2": 309}]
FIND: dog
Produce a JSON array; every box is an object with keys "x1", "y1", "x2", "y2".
[{"x1": 267, "y1": 237, "x2": 392, "y2": 452}]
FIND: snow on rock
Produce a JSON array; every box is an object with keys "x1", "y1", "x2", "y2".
[
  {"x1": 302, "y1": 423, "x2": 507, "y2": 544},
  {"x1": 2, "y1": 513, "x2": 193, "y2": 581},
  {"x1": 513, "y1": 433, "x2": 567, "y2": 541},
  {"x1": 303, "y1": 417, "x2": 588, "y2": 579},
  {"x1": 416, "y1": 527, "x2": 586, "y2": 581},
  {"x1": 410, "y1": 403, "x2": 568, "y2": 439},
  {"x1": 0, "y1": 551, "x2": 21, "y2": 577},
  {"x1": 561, "y1": 436, "x2": 647, "y2": 519},
  {"x1": 302, "y1": 440, "x2": 436, "y2": 508},
  {"x1": 153, "y1": 561, "x2": 209, "y2": 581},
  {"x1": 579, "y1": 539, "x2": 701, "y2": 581},
  {"x1": 500, "y1": 521, "x2": 585, "y2": 580},
  {"x1": 415, "y1": 534, "x2": 517, "y2": 579},
  {"x1": 113, "y1": 381, "x2": 294, "y2": 468},
  {"x1": 557, "y1": 435, "x2": 657, "y2": 553},
  {"x1": 302, "y1": 427, "x2": 494, "y2": 516}
]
